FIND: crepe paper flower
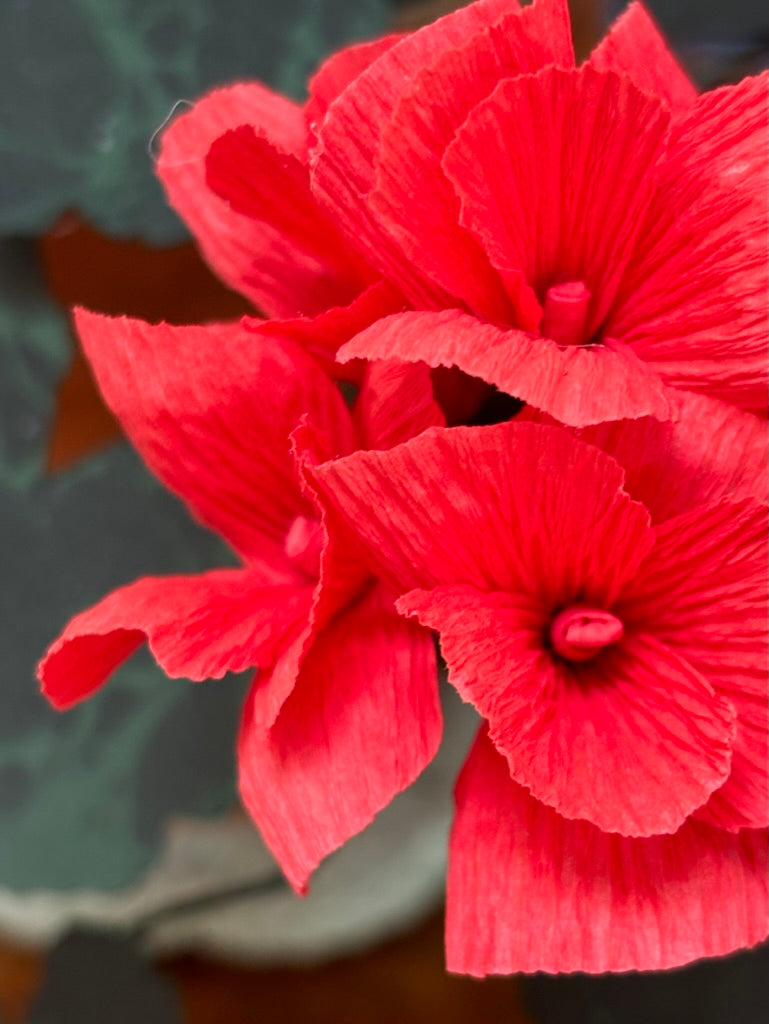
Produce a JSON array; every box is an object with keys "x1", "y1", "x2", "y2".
[
  {"x1": 38, "y1": 309, "x2": 445, "y2": 891},
  {"x1": 305, "y1": 0, "x2": 767, "y2": 422},
  {"x1": 155, "y1": 33, "x2": 398, "y2": 319},
  {"x1": 308, "y1": 406, "x2": 768, "y2": 973},
  {"x1": 154, "y1": 35, "x2": 410, "y2": 383}
]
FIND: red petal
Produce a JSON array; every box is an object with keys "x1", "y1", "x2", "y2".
[
  {"x1": 588, "y1": 2, "x2": 697, "y2": 113},
  {"x1": 245, "y1": 625, "x2": 311, "y2": 734},
  {"x1": 546, "y1": 389, "x2": 769, "y2": 524},
  {"x1": 402, "y1": 588, "x2": 734, "y2": 836},
  {"x1": 311, "y1": 420, "x2": 654, "y2": 600},
  {"x1": 39, "y1": 568, "x2": 313, "y2": 709},
  {"x1": 206, "y1": 125, "x2": 375, "y2": 314},
  {"x1": 354, "y1": 359, "x2": 445, "y2": 451},
  {"x1": 448, "y1": 729, "x2": 768, "y2": 975},
  {"x1": 310, "y1": 0, "x2": 519, "y2": 307},
  {"x1": 442, "y1": 66, "x2": 670, "y2": 335},
  {"x1": 74, "y1": 310, "x2": 353, "y2": 561},
  {"x1": 242, "y1": 417, "x2": 376, "y2": 730},
  {"x1": 238, "y1": 586, "x2": 441, "y2": 892},
  {"x1": 368, "y1": 0, "x2": 573, "y2": 322},
  {"x1": 340, "y1": 310, "x2": 670, "y2": 427},
  {"x1": 305, "y1": 33, "x2": 404, "y2": 142},
  {"x1": 246, "y1": 277, "x2": 404, "y2": 380},
  {"x1": 619, "y1": 499, "x2": 769, "y2": 830},
  {"x1": 156, "y1": 83, "x2": 315, "y2": 316},
  {"x1": 608, "y1": 73, "x2": 769, "y2": 412}
]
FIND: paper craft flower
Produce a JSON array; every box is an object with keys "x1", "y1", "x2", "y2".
[
  {"x1": 36, "y1": 0, "x2": 768, "y2": 981},
  {"x1": 310, "y1": 395, "x2": 768, "y2": 973},
  {"x1": 304, "y1": 0, "x2": 765, "y2": 423},
  {"x1": 38, "y1": 310, "x2": 445, "y2": 887},
  {"x1": 155, "y1": 33, "x2": 407, "y2": 371},
  {"x1": 156, "y1": 0, "x2": 767, "y2": 421}
]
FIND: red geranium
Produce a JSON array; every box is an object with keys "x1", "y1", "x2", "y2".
[
  {"x1": 38, "y1": 310, "x2": 444, "y2": 889},
  {"x1": 310, "y1": 394, "x2": 768, "y2": 972}
]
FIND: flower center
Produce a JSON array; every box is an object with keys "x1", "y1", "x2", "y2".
[
  {"x1": 540, "y1": 281, "x2": 591, "y2": 346},
  {"x1": 549, "y1": 605, "x2": 623, "y2": 662},
  {"x1": 283, "y1": 514, "x2": 323, "y2": 579}
]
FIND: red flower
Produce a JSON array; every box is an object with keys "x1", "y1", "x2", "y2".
[
  {"x1": 303, "y1": 0, "x2": 767, "y2": 422},
  {"x1": 36, "y1": 0, "x2": 768, "y2": 979},
  {"x1": 38, "y1": 310, "x2": 444, "y2": 891},
  {"x1": 309, "y1": 393, "x2": 768, "y2": 972},
  {"x1": 157, "y1": 0, "x2": 766, "y2": 422},
  {"x1": 155, "y1": 35, "x2": 408, "y2": 377}
]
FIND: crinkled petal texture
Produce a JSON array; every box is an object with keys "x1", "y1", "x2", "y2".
[
  {"x1": 43, "y1": 311, "x2": 363, "y2": 715},
  {"x1": 401, "y1": 587, "x2": 735, "y2": 837},
  {"x1": 587, "y1": 1, "x2": 697, "y2": 113},
  {"x1": 607, "y1": 72, "x2": 769, "y2": 412},
  {"x1": 340, "y1": 309, "x2": 670, "y2": 427},
  {"x1": 156, "y1": 37, "x2": 398, "y2": 320},
  {"x1": 238, "y1": 585, "x2": 441, "y2": 892},
  {"x1": 310, "y1": 420, "x2": 656, "y2": 599},
  {"x1": 619, "y1": 499, "x2": 769, "y2": 830},
  {"x1": 531, "y1": 389, "x2": 768, "y2": 525},
  {"x1": 73, "y1": 309, "x2": 354, "y2": 563},
  {"x1": 245, "y1": 276, "x2": 404, "y2": 380},
  {"x1": 442, "y1": 65, "x2": 670, "y2": 335},
  {"x1": 205, "y1": 123, "x2": 377, "y2": 316},
  {"x1": 305, "y1": 33, "x2": 404, "y2": 144},
  {"x1": 39, "y1": 569, "x2": 313, "y2": 708},
  {"x1": 311, "y1": 0, "x2": 765, "y2": 414},
  {"x1": 157, "y1": 83, "x2": 316, "y2": 316},
  {"x1": 448, "y1": 729, "x2": 768, "y2": 975},
  {"x1": 311, "y1": 0, "x2": 528, "y2": 308},
  {"x1": 312, "y1": 416, "x2": 766, "y2": 858},
  {"x1": 367, "y1": 0, "x2": 574, "y2": 321}
]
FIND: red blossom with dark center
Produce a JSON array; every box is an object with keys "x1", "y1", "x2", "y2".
[
  {"x1": 156, "y1": 0, "x2": 766, "y2": 423},
  {"x1": 308, "y1": 404, "x2": 768, "y2": 973},
  {"x1": 308, "y1": 0, "x2": 767, "y2": 421}
]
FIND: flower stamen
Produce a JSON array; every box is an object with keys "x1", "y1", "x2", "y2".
[
  {"x1": 541, "y1": 281, "x2": 591, "y2": 346},
  {"x1": 549, "y1": 605, "x2": 623, "y2": 662}
]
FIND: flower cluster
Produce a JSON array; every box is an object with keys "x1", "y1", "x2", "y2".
[{"x1": 39, "y1": 0, "x2": 767, "y2": 975}]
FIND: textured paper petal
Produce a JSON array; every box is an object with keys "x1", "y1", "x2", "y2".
[
  {"x1": 619, "y1": 499, "x2": 769, "y2": 829},
  {"x1": 238, "y1": 585, "x2": 441, "y2": 892},
  {"x1": 354, "y1": 359, "x2": 445, "y2": 451},
  {"x1": 310, "y1": 0, "x2": 517, "y2": 306},
  {"x1": 549, "y1": 389, "x2": 769, "y2": 524},
  {"x1": 241, "y1": 417, "x2": 375, "y2": 731},
  {"x1": 443, "y1": 66, "x2": 670, "y2": 336},
  {"x1": 156, "y1": 83, "x2": 317, "y2": 316},
  {"x1": 246, "y1": 276, "x2": 403, "y2": 379},
  {"x1": 305, "y1": 33, "x2": 404, "y2": 141},
  {"x1": 206, "y1": 125, "x2": 375, "y2": 314},
  {"x1": 608, "y1": 73, "x2": 769, "y2": 411},
  {"x1": 340, "y1": 310, "x2": 669, "y2": 426},
  {"x1": 588, "y1": 2, "x2": 697, "y2": 113},
  {"x1": 75, "y1": 310, "x2": 354, "y2": 561},
  {"x1": 369, "y1": 0, "x2": 573, "y2": 321},
  {"x1": 448, "y1": 729, "x2": 768, "y2": 975},
  {"x1": 39, "y1": 568, "x2": 313, "y2": 709},
  {"x1": 402, "y1": 587, "x2": 734, "y2": 835},
  {"x1": 311, "y1": 420, "x2": 654, "y2": 601},
  {"x1": 243, "y1": 624, "x2": 311, "y2": 735}
]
